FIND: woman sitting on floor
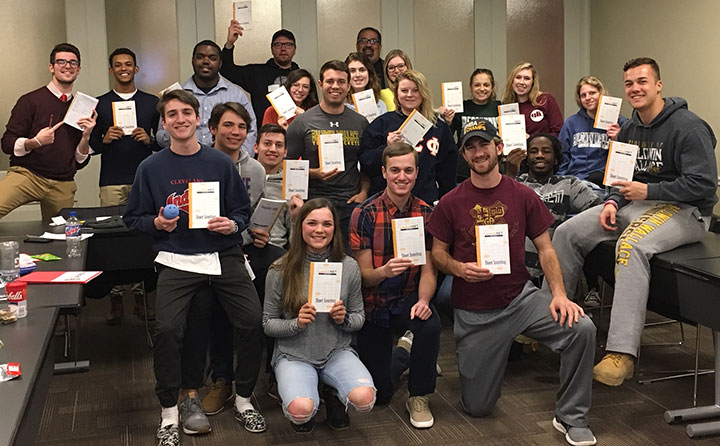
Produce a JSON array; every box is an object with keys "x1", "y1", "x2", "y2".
[{"x1": 263, "y1": 198, "x2": 376, "y2": 433}]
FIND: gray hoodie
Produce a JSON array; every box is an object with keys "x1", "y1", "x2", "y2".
[
  {"x1": 236, "y1": 150, "x2": 267, "y2": 245},
  {"x1": 608, "y1": 97, "x2": 717, "y2": 215}
]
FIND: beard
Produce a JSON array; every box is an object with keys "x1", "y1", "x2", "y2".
[{"x1": 468, "y1": 152, "x2": 499, "y2": 176}]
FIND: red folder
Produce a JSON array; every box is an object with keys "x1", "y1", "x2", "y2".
[{"x1": 18, "y1": 271, "x2": 102, "y2": 284}]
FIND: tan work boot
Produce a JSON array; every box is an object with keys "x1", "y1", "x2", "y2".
[
  {"x1": 202, "y1": 378, "x2": 233, "y2": 415},
  {"x1": 406, "y1": 395, "x2": 434, "y2": 428},
  {"x1": 133, "y1": 293, "x2": 156, "y2": 321},
  {"x1": 105, "y1": 293, "x2": 124, "y2": 325},
  {"x1": 593, "y1": 352, "x2": 634, "y2": 386}
]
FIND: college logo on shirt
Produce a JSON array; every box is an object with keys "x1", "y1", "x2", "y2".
[
  {"x1": 470, "y1": 200, "x2": 507, "y2": 225},
  {"x1": 426, "y1": 137, "x2": 439, "y2": 156},
  {"x1": 530, "y1": 109, "x2": 544, "y2": 122},
  {"x1": 166, "y1": 190, "x2": 190, "y2": 214}
]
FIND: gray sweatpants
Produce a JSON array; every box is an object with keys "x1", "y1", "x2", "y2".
[
  {"x1": 454, "y1": 281, "x2": 596, "y2": 427},
  {"x1": 548, "y1": 201, "x2": 707, "y2": 356}
]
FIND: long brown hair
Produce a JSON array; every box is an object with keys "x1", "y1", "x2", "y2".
[
  {"x1": 344, "y1": 52, "x2": 381, "y2": 103},
  {"x1": 271, "y1": 198, "x2": 346, "y2": 315},
  {"x1": 284, "y1": 68, "x2": 319, "y2": 110}
]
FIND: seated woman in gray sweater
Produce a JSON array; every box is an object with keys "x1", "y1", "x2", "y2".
[{"x1": 263, "y1": 198, "x2": 376, "y2": 432}]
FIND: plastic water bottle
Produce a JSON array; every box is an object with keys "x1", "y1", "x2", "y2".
[
  {"x1": 65, "y1": 211, "x2": 82, "y2": 258},
  {"x1": 0, "y1": 241, "x2": 20, "y2": 294}
]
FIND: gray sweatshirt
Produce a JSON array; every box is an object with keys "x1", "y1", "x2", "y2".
[
  {"x1": 236, "y1": 150, "x2": 267, "y2": 245},
  {"x1": 609, "y1": 97, "x2": 717, "y2": 215},
  {"x1": 265, "y1": 171, "x2": 293, "y2": 248},
  {"x1": 263, "y1": 251, "x2": 364, "y2": 366}
]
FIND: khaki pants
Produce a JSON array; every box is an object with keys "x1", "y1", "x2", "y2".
[
  {"x1": 0, "y1": 166, "x2": 76, "y2": 222},
  {"x1": 99, "y1": 184, "x2": 132, "y2": 207}
]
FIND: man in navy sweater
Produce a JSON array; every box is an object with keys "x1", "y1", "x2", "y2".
[
  {"x1": 90, "y1": 47, "x2": 159, "y2": 325},
  {"x1": 1, "y1": 42, "x2": 96, "y2": 222},
  {"x1": 124, "y1": 89, "x2": 265, "y2": 445}
]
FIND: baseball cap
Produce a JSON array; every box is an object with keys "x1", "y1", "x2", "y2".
[{"x1": 459, "y1": 119, "x2": 499, "y2": 148}]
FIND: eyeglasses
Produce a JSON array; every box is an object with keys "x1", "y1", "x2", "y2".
[
  {"x1": 272, "y1": 42, "x2": 296, "y2": 49},
  {"x1": 54, "y1": 59, "x2": 80, "y2": 68},
  {"x1": 357, "y1": 38, "x2": 380, "y2": 45},
  {"x1": 387, "y1": 63, "x2": 406, "y2": 72}
]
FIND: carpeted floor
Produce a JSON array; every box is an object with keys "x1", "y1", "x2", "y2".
[{"x1": 35, "y1": 293, "x2": 720, "y2": 445}]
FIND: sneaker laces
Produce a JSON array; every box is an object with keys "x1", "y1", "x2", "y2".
[
  {"x1": 410, "y1": 396, "x2": 429, "y2": 412},
  {"x1": 606, "y1": 353, "x2": 626, "y2": 365}
]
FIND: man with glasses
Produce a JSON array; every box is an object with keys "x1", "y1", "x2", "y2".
[
  {"x1": 221, "y1": 21, "x2": 300, "y2": 120},
  {"x1": 156, "y1": 40, "x2": 257, "y2": 157},
  {"x1": 356, "y1": 27, "x2": 385, "y2": 88},
  {"x1": 1, "y1": 42, "x2": 96, "y2": 222}
]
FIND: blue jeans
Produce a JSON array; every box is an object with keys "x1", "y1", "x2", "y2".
[{"x1": 274, "y1": 349, "x2": 375, "y2": 422}]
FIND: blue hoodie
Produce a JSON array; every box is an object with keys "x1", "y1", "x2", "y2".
[{"x1": 557, "y1": 108, "x2": 627, "y2": 179}]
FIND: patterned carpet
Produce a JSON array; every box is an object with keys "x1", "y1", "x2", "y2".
[{"x1": 35, "y1": 293, "x2": 720, "y2": 445}]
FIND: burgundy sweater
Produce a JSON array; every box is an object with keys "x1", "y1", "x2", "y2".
[
  {"x1": 517, "y1": 92, "x2": 563, "y2": 138},
  {"x1": 1, "y1": 87, "x2": 84, "y2": 181}
]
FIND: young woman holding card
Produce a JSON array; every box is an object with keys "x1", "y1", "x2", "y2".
[
  {"x1": 444, "y1": 68, "x2": 502, "y2": 183},
  {"x1": 359, "y1": 70, "x2": 457, "y2": 205},
  {"x1": 262, "y1": 68, "x2": 318, "y2": 129},
  {"x1": 344, "y1": 52, "x2": 387, "y2": 115},
  {"x1": 379, "y1": 49, "x2": 413, "y2": 111},
  {"x1": 557, "y1": 76, "x2": 627, "y2": 186},
  {"x1": 263, "y1": 198, "x2": 375, "y2": 433},
  {"x1": 501, "y1": 62, "x2": 563, "y2": 137}
]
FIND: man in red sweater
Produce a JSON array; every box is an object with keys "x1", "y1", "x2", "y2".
[{"x1": 0, "y1": 43, "x2": 96, "y2": 222}]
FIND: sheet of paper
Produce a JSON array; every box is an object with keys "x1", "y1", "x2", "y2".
[
  {"x1": 442, "y1": 81, "x2": 464, "y2": 113},
  {"x1": 266, "y1": 85, "x2": 297, "y2": 120},
  {"x1": 498, "y1": 114, "x2": 527, "y2": 155},
  {"x1": 318, "y1": 133, "x2": 345, "y2": 172},
  {"x1": 603, "y1": 141, "x2": 638, "y2": 185},
  {"x1": 308, "y1": 261, "x2": 342, "y2": 312},
  {"x1": 249, "y1": 198, "x2": 286, "y2": 231},
  {"x1": 282, "y1": 159, "x2": 309, "y2": 199},
  {"x1": 112, "y1": 100, "x2": 137, "y2": 135},
  {"x1": 159, "y1": 82, "x2": 183, "y2": 96},
  {"x1": 51, "y1": 271, "x2": 102, "y2": 283},
  {"x1": 398, "y1": 109, "x2": 432, "y2": 148},
  {"x1": 39, "y1": 232, "x2": 93, "y2": 241},
  {"x1": 352, "y1": 89, "x2": 380, "y2": 122},
  {"x1": 391, "y1": 216, "x2": 426, "y2": 265},
  {"x1": 475, "y1": 224, "x2": 511, "y2": 275},
  {"x1": 498, "y1": 103, "x2": 520, "y2": 116},
  {"x1": 593, "y1": 95, "x2": 622, "y2": 130},
  {"x1": 233, "y1": 1, "x2": 252, "y2": 30},
  {"x1": 63, "y1": 92, "x2": 98, "y2": 131},
  {"x1": 188, "y1": 181, "x2": 220, "y2": 229},
  {"x1": 51, "y1": 216, "x2": 66, "y2": 226}
]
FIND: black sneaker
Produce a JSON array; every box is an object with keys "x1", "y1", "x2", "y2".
[
  {"x1": 291, "y1": 417, "x2": 315, "y2": 434},
  {"x1": 156, "y1": 423, "x2": 180, "y2": 446},
  {"x1": 234, "y1": 406, "x2": 267, "y2": 433},
  {"x1": 322, "y1": 386, "x2": 350, "y2": 431}
]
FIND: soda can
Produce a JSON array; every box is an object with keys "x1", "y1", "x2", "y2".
[{"x1": 6, "y1": 281, "x2": 27, "y2": 318}]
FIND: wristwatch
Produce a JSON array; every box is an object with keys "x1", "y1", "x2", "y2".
[{"x1": 231, "y1": 220, "x2": 239, "y2": 234}]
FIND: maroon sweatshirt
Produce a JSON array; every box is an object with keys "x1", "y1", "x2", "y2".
[{"x1": 517, "y1": 92, "x2": 563, "y2": 138}]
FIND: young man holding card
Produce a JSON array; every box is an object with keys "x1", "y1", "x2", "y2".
[
  {"x1": 124, "y1": 89, "x2": 265, "y2": 444},
  {"x1": 199, "y1": 103, "x2": 287, "y2": 416},
  {"x1": 0, "y1": 43, "x2": 96, "y2": 222},
  {"x1": 427, "y1": 119, "x2": 597, "y2": 446},
  {"x1": 90, "y1": 47, "x2": 160, "y2": 324},
  {"x1": 349, "y1": 142, "x2": 440, "y2": 429},
  {"x1": 221, "y1": 20, "x2": 300, "y2": 120},
  {"x1": 286, "y1": 60, "x2": 370, "y2": 245},
  {"x1": 157, "y1": 40, "x2": 257, "y2": 157},
  {"x1": 549, "y1": 57, "x2": 718, "y2": 388}
]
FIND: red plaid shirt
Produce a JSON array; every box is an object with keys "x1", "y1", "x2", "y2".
[{"x1": 349, "y1": 190, "x2": 433, "y2": 327}]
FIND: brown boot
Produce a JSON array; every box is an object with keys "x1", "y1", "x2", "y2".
[
  {"x1": 133, "y1": 293, "x2": 156, "y2": 321},
  {"x1": 106, "y1": 292, "x2": 124, "y2": 325}
]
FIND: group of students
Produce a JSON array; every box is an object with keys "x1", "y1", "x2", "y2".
[{"x1": 0, "y1": 21, "x2": 717, "y2": 446}]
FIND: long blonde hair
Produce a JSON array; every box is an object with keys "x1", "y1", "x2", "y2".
[
  {"x1": 383, "y1": 49, "x2": 413, "y2": 89},
  {"x1": 502, "y1": 62, "x2": 542, "y2": 106},
  {"x1": 270, "y1": 198, "x2": 346, "y2": 316},
  {"x1": 393, "y1": 70, "x2": 437, "y2": 125}
]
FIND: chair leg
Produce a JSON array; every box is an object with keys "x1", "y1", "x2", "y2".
[{"x1": 695, "y1": 324, "x2": 701, "y2": 407}]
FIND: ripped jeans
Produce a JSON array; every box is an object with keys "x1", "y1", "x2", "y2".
[{"x1": 275, "y1": 349, "x2": 376, "y2": 423}]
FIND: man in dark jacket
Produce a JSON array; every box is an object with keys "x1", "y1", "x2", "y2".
[{"x1": 221, "y1": 20, "x2": 300, "y2": 120}]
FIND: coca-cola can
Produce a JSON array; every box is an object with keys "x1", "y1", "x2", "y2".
[{"x1": 6, "y1": 281, "x2": 27, "y2": 318}]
